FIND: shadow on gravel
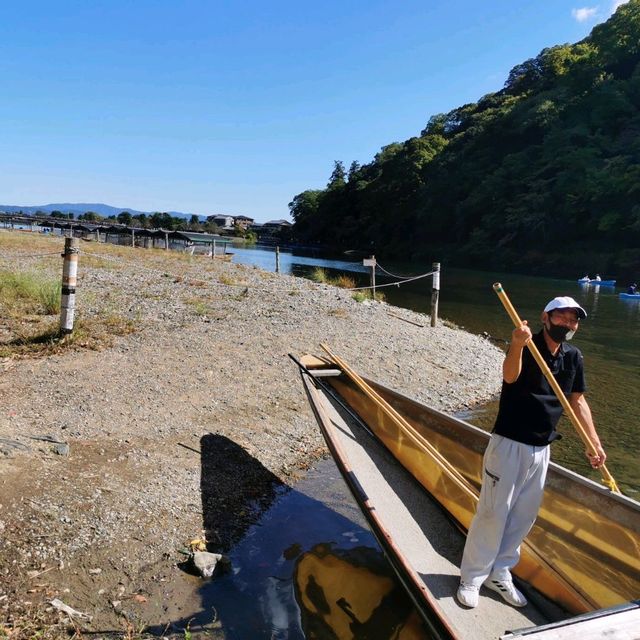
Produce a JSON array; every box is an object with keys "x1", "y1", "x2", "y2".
[
  {"x1": 200, "y1": 433, "x2": 285, "y2": 552},
  {"x1": 144, "y1": 451, "x2": 428, "y2": 639}
]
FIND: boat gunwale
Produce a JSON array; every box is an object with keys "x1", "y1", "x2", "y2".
[
  {"x1": 362, "y1": 377, "x2": 640, "y2": 513},
  {"x1": 301, "y1": 371, "x2": 460, "y2": 640}
]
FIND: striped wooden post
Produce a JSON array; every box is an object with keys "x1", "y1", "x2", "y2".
[
  {"x1": 60, "y1": 237, "x2": 79, "y2": 334},
  {"x1": 430, "y1": 262, "x2": 440, "y2": 327}
]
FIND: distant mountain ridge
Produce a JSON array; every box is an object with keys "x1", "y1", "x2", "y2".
[{"x1": 0, "y1": 203, "x2": 205, "y2": 220}]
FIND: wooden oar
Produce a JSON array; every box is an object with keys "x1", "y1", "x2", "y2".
[
  {"x1": 318, "y1": 344, "x2": 597, "y2": 610},
  {"x1": 492, "y1": 283, "x2": 621, "y2": 494},
  {"x1": 319, "y1": 343, "x2": 479, "y2": 501}
]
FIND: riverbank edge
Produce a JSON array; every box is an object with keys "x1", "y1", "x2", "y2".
[{"x1": 0, "y1": 232, "x2": 506, "y2": 638}]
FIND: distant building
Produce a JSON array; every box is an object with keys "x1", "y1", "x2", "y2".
[
  {"x1": 207, "y1": 214, "x2": 234, "y2": 229},
  {"x1": 233, "y1": 215, "x2": 254, "y2": 230},
  {"x1": 263, "y1": 219, "x2": 292, "y2": 232}
]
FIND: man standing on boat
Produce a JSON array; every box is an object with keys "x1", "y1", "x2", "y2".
[{"x1": 456, "y1": 296, "x2": 607, "y2": 609}]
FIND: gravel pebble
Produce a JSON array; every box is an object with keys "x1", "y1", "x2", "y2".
[{"x1": 0, "y1": 240, "x2": 505, "y2": 632}]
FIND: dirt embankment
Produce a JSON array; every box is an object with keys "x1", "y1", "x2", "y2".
[{"x1": 0, "y1": 233, "x2": 504, "y2": 637}]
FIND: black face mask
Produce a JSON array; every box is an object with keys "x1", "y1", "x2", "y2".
[{"x1": 546, "y1": 322, "x2": 574, "y2": 343}]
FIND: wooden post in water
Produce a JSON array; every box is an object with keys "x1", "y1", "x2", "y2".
[
  {"x1": 363, "y1": 256, "x2": 376, "y2": 299},
  {"x1": 60, "y1": 237, "x2": 79, "y2": 334},
  {"x1": 275, "y1": 246, "x2": 280, "y2": 273},
  {"x1": 430, "y1": 262, "x2": 440, "y2": 327}
]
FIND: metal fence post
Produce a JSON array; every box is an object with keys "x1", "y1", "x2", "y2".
[{"x1": 60, "y1": 237, "x2": 79, "y2": 334}]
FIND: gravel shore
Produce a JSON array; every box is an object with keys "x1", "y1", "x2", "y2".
[{"x1": 0, "y1": 233, "x2": 505, "y2": 636}]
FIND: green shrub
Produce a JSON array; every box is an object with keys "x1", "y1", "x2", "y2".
[
  {"x1": 311, "y1": 268, "x2": 356, "y2": 289},
  {"x1": 0, "y1": 269, "x2": 60, "y2": 315},
  {"x1": 333, "y1": 274, "x2": 356, "y2": 289},
  {"x1": 311, "y1": 267, "x2": 328, "y2": 283}
]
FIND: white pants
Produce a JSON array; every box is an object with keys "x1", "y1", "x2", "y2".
[{"x1": 460, "y1": 434, "x2": 550, "y2": 587}]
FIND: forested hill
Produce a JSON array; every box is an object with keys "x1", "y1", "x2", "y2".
[{"x1": 289, "y1": 1, "x2": 640, "y2": 278}]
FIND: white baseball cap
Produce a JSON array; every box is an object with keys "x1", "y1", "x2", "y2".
[{"x1": 543, "y1": 296, "x2": 587, "y2": 319}]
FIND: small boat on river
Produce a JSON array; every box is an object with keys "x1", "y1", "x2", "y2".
[
  {"x1": 620, "y1": 292, "x2": 640, "y2": 300},
  {"x1": 577, "y1": 278, "x2": 616, "y2": 286},
  {"x1": 295, "y1": 352, "x2": 640, "y2": 640}
]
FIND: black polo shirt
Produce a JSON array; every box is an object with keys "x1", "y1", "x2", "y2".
[{"x1": 492, "y1": 330, "x2": 586, "y2": 446}]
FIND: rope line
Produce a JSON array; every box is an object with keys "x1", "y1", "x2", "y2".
[
  {"x1": 0, "y1": 251, "x2": 61, "y2": 259},
  {"x1": 375, "y1": 263, "x2": 424, "y2": 280},
  {"x1": 346, "y1": 270, "x2": 434, "y2": 291}
]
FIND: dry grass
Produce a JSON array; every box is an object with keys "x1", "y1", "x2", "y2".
[
  {"x1": 218, "y1": 274, "x2": 236, "y2": 286},
  {"x1": 0, "y1": 269, "x2": 61, "y2": 315},
  {"x1": 0, "y1": 256, "x2": 137, "y2": 358},
  {"x1": 311, "y1": 267, "x2": 356, "y2": 290},
  {"x1": 81, "y1": 253, "x2": 122, "y2": 270},
  {"x1": 0, "y1": 228, "x2": 63, "y2": 252},
  {"x1": 332, "y1": 274, "x2": 356, "y2": 289},
  {"x1": 0, "y1": 313, "x2": 137, "y2": 359},
  {"x1": 0, "y1": 230, "x2": 232, "y2": 358}
]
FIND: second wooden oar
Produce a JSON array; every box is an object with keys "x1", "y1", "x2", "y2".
[
  {"x1": 492, "y1": 282, "x2": 620, "y2": 494},
  {"x1": 319, "y1": 342, "x2": 478, "y2": 501}
]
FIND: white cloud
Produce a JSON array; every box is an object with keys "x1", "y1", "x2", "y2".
[
  {"x1": 572, "y1": 6, "x2": 599, "y2": 22},
  {"x1": 610, "y1": 0, "x2": 630, "y2": 13}
]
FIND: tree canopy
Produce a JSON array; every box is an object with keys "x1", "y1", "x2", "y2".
[{"x1": 289, "y1": 1, "x2": 640, "y2": 278}]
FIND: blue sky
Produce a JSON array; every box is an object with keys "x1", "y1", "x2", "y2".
[{"x1": 0, "y1": 1, "x2": 628, "y2": 222}]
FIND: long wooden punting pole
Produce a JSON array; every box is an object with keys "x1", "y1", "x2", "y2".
[{"x1": 492, "y1": 282, "x2": 620, "y2": 494}]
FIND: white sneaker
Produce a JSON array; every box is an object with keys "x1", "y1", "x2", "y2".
[
  {"x1": 456, "y1": 581, "x2": 479, "y2": 608},
  {"x1": 485, "y1": 578, "x2": 527, "y2": 607}
]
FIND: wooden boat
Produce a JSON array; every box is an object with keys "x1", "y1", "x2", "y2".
[
  {"x1": 296, "y1": 353, "x2": 640, "y2": 640},
  {"x1": 577, "y1": 278, "x2": 616, "y2": 286},
  {"x1": 619, "y1": 292, "x2": 640, "y2": 300}
]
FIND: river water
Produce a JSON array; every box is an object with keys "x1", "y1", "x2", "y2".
[
  {"x1": 169, "y1": 244, "x2": 638, "y2": 639},
  {"x1": 231, "y1": 243, "x2": 639, "y2": 495}
]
